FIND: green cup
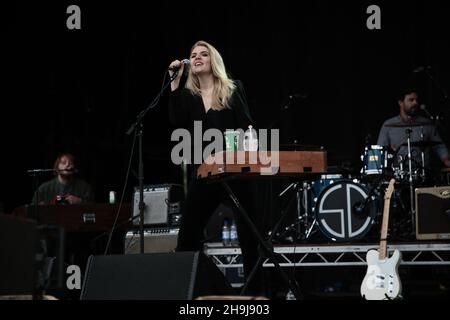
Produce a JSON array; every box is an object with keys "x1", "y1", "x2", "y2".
[{"x1": 224, "y1": 130, "x2": 239, "y2": 151}]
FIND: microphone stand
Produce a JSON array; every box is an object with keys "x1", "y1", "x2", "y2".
[
  {"x1": 27, "y1": 169, "x2": 55, "y2": 221},
  {"x1": 268, "y1": 94, "x2": 307, "y2": 130},
  {"x1": 422, "y1": 105, "x2": 447, "y2": 140},
  {"x1": 125, "y1": 69, "x2": 180, "y2": 254},
  {"x1": 423, "y1": 68, "x2": 449, "y2": 137},
  {"x1": 420, "y1": 127, "x2": 426, "y2": 181},
  {"x1": 405, "y1": 128, "x2": 415, "y2": 235},
  {"x1": 268, "y1": 95, "x2": 293, "y2": 130},
  {"x1": 424, "y1": 68, "x2": 449, "y2": 103}
]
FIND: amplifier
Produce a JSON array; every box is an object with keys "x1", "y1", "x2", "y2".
[
  {"x1": 124, "y1": 228, "x2": 179, "y2": 254},
  {"x1": 132, "y1": 184, "x2": 183, "y2": 227},
  {"x1": 415, "y1": 186, "x2": 450, "y2": 240}
]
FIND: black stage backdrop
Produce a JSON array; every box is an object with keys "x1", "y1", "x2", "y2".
[{"x1": 2, "y1": 0, "x2": 450, "y2": 218}]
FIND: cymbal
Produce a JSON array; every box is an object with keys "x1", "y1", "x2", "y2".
[
  {"x1": 385, "y1": 121, "x2": 433, "y2": 128},
  {"x1": 400, "y1": 141, "x2": 443, "y2": 148}
]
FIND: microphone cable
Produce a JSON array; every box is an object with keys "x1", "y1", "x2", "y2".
[{"x1": 103, "y1": 69, "x2": 174, "y2": 255}]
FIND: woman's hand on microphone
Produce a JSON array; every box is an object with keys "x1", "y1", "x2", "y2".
[{"x1": 169, "y1": 59, "x2": 184, "y2": 91}]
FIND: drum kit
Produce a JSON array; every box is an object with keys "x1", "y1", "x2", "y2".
[{"x1": 275, "y1": 121, "x2": 448, "y2": 243}]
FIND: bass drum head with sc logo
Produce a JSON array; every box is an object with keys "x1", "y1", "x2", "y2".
[{"x1": 315, "y1": 180, "x2": 377, "y2": 242}]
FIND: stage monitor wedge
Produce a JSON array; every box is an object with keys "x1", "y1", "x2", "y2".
[{"x1": 80, "y1": 251, "x2": 234, "y2": 300}]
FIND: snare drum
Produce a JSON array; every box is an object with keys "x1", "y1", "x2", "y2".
[
  {"x1": 314, "y1": 180, "x2": 378, "y2": 242},
  {"x1": 361, "y1": 145, "x2": 390, "y2": 176}
]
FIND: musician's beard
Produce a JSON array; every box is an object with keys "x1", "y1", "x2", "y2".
[{"x1": 405, "y1": 106, "x2": 418, "y2": 117}]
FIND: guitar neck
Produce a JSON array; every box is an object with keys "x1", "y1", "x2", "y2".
[
  {"x1": 379, "y1": 179, "x2": 395, "y2": 260},
  {"x1": 379, "y1": 199, "x2": 390, "y2": 260}
]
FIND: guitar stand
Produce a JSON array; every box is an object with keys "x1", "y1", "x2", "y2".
[{"x1": 221, "y1": 181, "x2": 304, "y2": 300}]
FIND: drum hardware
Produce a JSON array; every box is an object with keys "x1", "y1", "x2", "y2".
[
  {"x1": 353, "y1": 182, "x2": 380, "y2": 215},
  {"x1": 390, "y1": 187, "x2": 415, "y2": 240},
  {"x1": 304, "y1": 216, "x2": 317, "y2": 239},
  {"x1": 420, "y1": 127, "x2": 426, "y2": 181},
  {"x1": 300, "y1": 181, "x2": 311, "y2": 238},
  {"x1": 397, "y1": 135, "x2": 443, "y2": 183},
  {"x1": 274, "y1": 180, "x2": 318, "y2": 242},
  {"x1": 294, "y1": 181, "x2": 318, "y2": 241},
  {"x1": 396, "y1": 155, "x2": 405, "y2": 181},
  {"x1": 271, "y1": 181, "x2": 304, "y2": 242},
  {"x1": 405, "y1": 128, "x2": 416, "y2": 236},
  {"x1": 382, "y1": 127, "x2": 432, "y2": 235},
  {"x1": 278, "y1": 181, "x2": 316, "y2": 240},
  {"x1": 392, "y1": 155, "x2": 426, "y2": 184}
]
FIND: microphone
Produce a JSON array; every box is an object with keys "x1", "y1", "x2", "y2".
[
  {"x1": 420, "y1": 104, "x2": 434, "y2": 120},
  {"x1": 289, "y1": 93, "x2": 308, "y2": 100},
  {"x1": 413, "y1": 66, "x2": 431, "y2": 73},
  {"x1": 353, "y1": 198, "x2": 372, "y2": 218},
  {"x1": 57, "y1": 168, "x2": 78, "y2": 175},
  {"x1": 353, "y1": 201, "x2": 366, "y2": 215},
  {"x1": 168, "y1": 59, "x2": 190, "y2": 71},
  {"x1": 282, "y1": 93, "x2": 308, "y2": 110}
]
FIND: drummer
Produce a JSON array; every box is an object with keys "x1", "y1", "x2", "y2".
[{"x1": 377, "y1": 87, "x2": 450, "y2": 175}]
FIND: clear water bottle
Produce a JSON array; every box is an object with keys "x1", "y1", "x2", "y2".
[
  {"x1": 230, "y1": 219, "x2": 239, "y2": 246},
  {"x1": 222, "y1": 218, "x2": 230, "y2": 246},
  {"x1": 243, "y1": 125, "x2": 258, "y2": 151}
]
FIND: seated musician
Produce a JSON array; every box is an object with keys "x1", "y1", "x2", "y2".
[
  {"x1": 31, "y1": 153, "x2": 95, "y2": 205},
  {"x1": 377, "y1": 87, "x2": 450, "y2": 176},
  {"x1": 168, "y1": 40, "x2": 265, "y2": 295}
]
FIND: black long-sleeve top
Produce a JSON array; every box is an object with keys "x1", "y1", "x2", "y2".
[
  {"x1": 168, "y1": 80, "x2": 254, "y2": 167},
  {"x1": 168, "y1": 80, "x2": 253, "y2": 134}
]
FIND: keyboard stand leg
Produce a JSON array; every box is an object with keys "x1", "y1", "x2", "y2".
[{"x1": 221, "y1": 181, "x2": 303, "y2": 300}]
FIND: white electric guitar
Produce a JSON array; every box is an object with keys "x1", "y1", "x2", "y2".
[{"x1": 361, "y1": 179, "x2": 402, "y2": 300}]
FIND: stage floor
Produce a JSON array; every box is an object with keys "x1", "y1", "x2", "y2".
[
  {"x1": 204, "y1": 241, "x2": 450, "y2": 267},
  {"x1": 204, "y1": 241, "x2": 450, "y2": 299}
]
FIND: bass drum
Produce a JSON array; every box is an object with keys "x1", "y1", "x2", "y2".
[{"x1": 314, "y1": 180, "x2": 378, "y2": 242}]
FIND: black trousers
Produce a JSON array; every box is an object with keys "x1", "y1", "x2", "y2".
[{"x1": 176, "y1": 172, "x2": 265, "y2": 295}]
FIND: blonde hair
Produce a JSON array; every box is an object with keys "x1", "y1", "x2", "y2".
[{"x1": 185, "y1": 40, "x2": 236, "y2": 111}]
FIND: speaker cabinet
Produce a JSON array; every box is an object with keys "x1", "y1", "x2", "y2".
[
  {"x1": 124, "y1": 228, "x2": 178, "y2": 254},
  {"x1": 415, "y1": 186, "x2": 450, "y2": 240},
  {"x1": 132, "y1": 184, "x2": 183, "y2": 226},
  {"x1": 80, "y1": 251, "x2": 234, "y2": 300},
  {"x1": 0, "y1": 214, "x2": 37, "y2": 295}
]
